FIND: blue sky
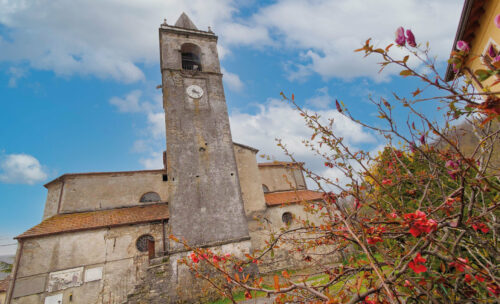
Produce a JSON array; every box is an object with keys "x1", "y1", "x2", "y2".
[{"x1": 0, "y1": 0, "x2": 463, "y2": 254}]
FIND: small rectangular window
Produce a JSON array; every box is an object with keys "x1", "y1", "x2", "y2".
[{"x1": 162, "y1": 174, "x2": 168, "y2": 181}]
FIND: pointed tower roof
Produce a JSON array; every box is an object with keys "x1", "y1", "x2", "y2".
[{"x1": 174, "y1": 12, "x2": 198, "y2": 30}]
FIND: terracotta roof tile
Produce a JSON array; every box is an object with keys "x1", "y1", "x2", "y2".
[
  {"x1": 17, "y1": 204, "x2": 169, "y2": 240},
  {"x1": 265, "y1": 190, "x2": 324, "y2": 206}
]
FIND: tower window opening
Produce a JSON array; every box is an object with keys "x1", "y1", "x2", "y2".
[{"x1": 181, "y1": 43, "x2": 202, "y2": 71}]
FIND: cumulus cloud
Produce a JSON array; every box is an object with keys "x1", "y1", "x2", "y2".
[
  {"x1": 306, "y1": 86, "x2": 333, "y2": 109},
  {"x1": 109, "y1": 90, "x2": 162, "y2": 113},
  {"x1": 230, "y1": 98, "x2": 376, "y2": 187},
  {"x1": 0, "y1": 0, "x2": 461, "y2": 83},
  {"x1": 139, "y1": 152, "x2": 164, "y2": 170},
  {"x1": 221, "y1": 67, "x2": 244, "y2": 92},
  {"x1": 0, "y1": 153, "x2": 48, "y2": 184},
  {"x1": 248, "y1": 0, "x2": 462, "y2": 81},
  {"x1": 0, "y1": 0, "x2": 237, "y2": 83}
]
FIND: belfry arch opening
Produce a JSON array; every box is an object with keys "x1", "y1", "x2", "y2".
[{"x1": 181, "y1": 43, "x2": 202, "y2": 71}]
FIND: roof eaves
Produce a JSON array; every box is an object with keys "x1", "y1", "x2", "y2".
[
  {"x1": 44, "y1": 169, "x2": 167, "y2": 188},
  {"x1": 233, "y1": 142, "x2": 259, "y2": 153},
  {"x1": 445, "y1": 0, "x2": 476, "y2": 81}
]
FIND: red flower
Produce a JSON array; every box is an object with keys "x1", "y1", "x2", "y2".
[
  {"x1": 190, "y1": 253, "x2": 199, "y2": 264},
  {"x1": 382, "y1": 179, "x2": 392, "y2": 185},
  {"x1": 389, "y1": 212, "x2": 397, "y2": 219},
  {"x1": 487, "y1": 284, "x2": 500, "y2": 296},
  {"x1": 472, "y1": 222, "x2": 490, "y2": 233},
  {"x1": 465, "y1": 274, "x2": 472, "y2": 283},
  {"x1": 475, "y1": 274, "x2": 485, "y2": 282},
  {"x1": 449, "y1": 258, "x2": 470, "y2": 272},
  {"x1": 367, "y1": 236, "x2": 382, "y2": 244},
  {"x1": 244, "y1": 290, "x2": 252, "y2": 300},
  {"x1": 408, "y1": 253, "x2": 427, "y2": 274},
  {"x1": 404, "y1": 210, "x2": 437, "y2": 237}
]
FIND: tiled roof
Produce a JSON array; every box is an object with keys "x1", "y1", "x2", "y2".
[
  {"x1": 258, "y1": 161, "x2": 303, "y2": 168},
  {"x1": 264, "y1": 190, "x2": 324, "y2": 206},
  {"x1": 0, "y1": 276, "x2": 10, "y2": 292},
  {"x1": 17, "y1": 203, "x2": 169, "y2": 240}
]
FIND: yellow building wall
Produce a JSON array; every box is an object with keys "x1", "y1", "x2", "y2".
[{"x1": 467, "y1": 1, "x2": 500, "y2": 90}]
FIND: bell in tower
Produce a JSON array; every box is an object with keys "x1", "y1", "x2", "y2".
[{"x1": 159, "y1": 14, "x2": 250, "y2": 252}]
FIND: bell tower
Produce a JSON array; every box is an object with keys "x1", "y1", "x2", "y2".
[{"x1": 159, "y1": 13, "x2": 250, "y2": 250}]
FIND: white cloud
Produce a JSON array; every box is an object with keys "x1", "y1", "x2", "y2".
[
  {"x1": 221, "y1": 67, "x2": 244, "y2": 92},
  {"x1": 109, "y1": 90, "x2": 159, "y2": 113},
  {"x1": 0, "y1": 0, "x2": 462, "y2": 83},
  {"x1": 147, "y1": 112, "x2": 166, "y2": 139},
  {"x1": 250, "y1": 0, "x2": 462, "y2": 81},
  {"x1": 0, "y1": 0, "x2": 237, "y2": 82},
  {"x1": 7, "y1": 66, "x2": 26, "y2": 87},
  {"x1": 139, "y1": 152, "x2": 164, "y2": 169},
  {"x1": 230, "y1": 98, "x2": 376, "y2": 188},
  {"x1": 306, "y1": 86, "x2": 333, "y2": 109},
  {"x1": 0, "y1": 153, "x2": 48, "y2": 184}
]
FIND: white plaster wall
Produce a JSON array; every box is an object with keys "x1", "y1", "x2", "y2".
[
  {"x1": 12, "y1": 223, "x2": 165, "y2": 304},
  {"x1": 233, "y1": 145, "x2": 266, "y2": 214},
  {"x1": 259, "y1": 166, "x2": 306, "y2": 192},
  {"x1": 50, "y1": 171, "x2": 169, "y2": 214}
]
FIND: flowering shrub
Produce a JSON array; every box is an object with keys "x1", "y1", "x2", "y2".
[{"x1": 172, "y1": 20, "x2": 500, "y2": 303}]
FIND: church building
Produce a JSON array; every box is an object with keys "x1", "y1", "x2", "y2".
[{"x1": 5, "y1": 14, "x2": 323, "y2": 304}]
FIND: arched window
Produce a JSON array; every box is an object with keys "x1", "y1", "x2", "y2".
[
  {"x1": 181, "y1": 43, "x2": 202, "y2": 71},
  {"x1": 140, "y1": 192, "x2": 161, "y2": 203},
  {"x1": 262, "y1": 184, "x2": 270, "y2": 193},
  {"x1": 136, "y1": 234, "x2": 154, "y2": 252},
  {"x1": 282, "y1": 212, "x2": 293, "y2": 225}
]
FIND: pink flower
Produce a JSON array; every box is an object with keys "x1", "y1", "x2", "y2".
[
  {"x1": 419, "y1": 134, "x2": 426, "y2": 145},
  {"x1": 395, "y1": 26, "x2": 406, "y2": 46},
  {"x1": 495, "y1": 14, "x2": 500, "y2": 29},
  {"x1": 489, "y1": 45, "x2": 497, "y2": 58},
  {"x1": 406, "y1": 29, "x2": 416, "y2": 47},
  {"x1": 446, "y1": 160, "x2": 459, "y2": 169},
  {"x1": 382, "y1": 179, "x2": 393, "y2": 185},
  {"x1": 456, "y1": 40, "x2": 470, "y2": 52}
]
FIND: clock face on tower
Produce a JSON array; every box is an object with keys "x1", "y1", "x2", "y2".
[{"x1": 186, "y1": 85, "x2": 204, "y2": 99}]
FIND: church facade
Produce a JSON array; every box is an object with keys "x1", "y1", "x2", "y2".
[{"x1": 5, "y1": 14, "x2": 323, "y2": 304}]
